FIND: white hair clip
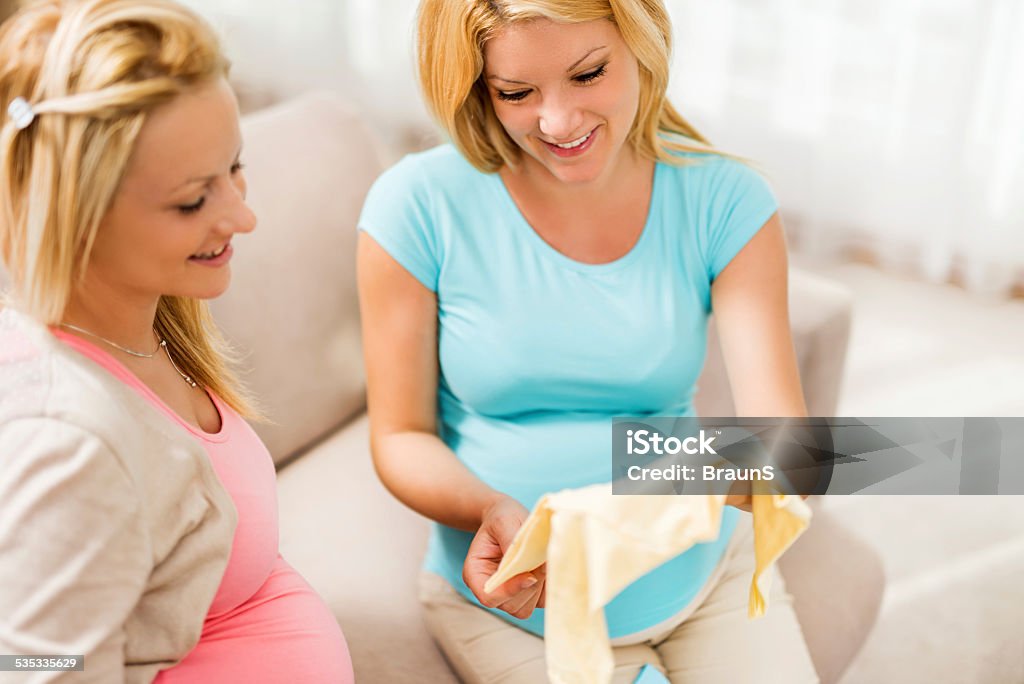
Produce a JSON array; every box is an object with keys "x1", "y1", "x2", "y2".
[{"x1": 8, "y1": 97, "x2": 35, "y2": 130}]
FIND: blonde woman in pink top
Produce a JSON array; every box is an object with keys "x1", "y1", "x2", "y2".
[{"x1": 0, "y1": 0, "x2": 353, "y2": 681}]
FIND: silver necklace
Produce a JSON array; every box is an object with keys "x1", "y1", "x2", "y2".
[{"x1": 59, "y1": 323, "x2": 198, "y2": 388}]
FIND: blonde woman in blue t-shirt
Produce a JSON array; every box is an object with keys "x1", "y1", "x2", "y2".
[{"x1": 357, "y1": 1, "x2": 817, "y2": 681}]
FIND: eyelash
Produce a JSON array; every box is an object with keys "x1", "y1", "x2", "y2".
[
  {"x1": 177, "y1": 161, "x2": 245, "y2": 215},
  {"x1": 576, "y1": 64, "x2": 607, "y2": 84},
  {"x1": 496, "y1": 64, "x2": 608, "y2": 102}
]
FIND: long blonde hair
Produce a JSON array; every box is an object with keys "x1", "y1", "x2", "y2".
[
  {"x1": 0, "y1": 0, "x2": 258, "y2": 418},
  {"x1": 417, "y1": 0, "x2": 722, "y2": 173}
]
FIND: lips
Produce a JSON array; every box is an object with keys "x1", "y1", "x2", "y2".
[{"x1": 541, "y1": 126, "x2": 599, "y2": 158}]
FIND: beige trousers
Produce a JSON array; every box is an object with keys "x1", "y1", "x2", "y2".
[{"x1": 418, "y1": 514, "x2": 819, "y2": 684}]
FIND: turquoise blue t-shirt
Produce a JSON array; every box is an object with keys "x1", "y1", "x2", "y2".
[{"x1": 358, "y1": 144, "x2": 777, "y2": 639}]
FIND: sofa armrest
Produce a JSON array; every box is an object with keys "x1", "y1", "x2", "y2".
[
  {"x1": 695, "y1": 268, "x2": 853, "y2": 417},
  {"x1": 778, "y1": 504, "x2": 886, "y2": 683}
]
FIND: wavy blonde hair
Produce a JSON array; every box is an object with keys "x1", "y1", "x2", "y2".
[
  {"x1": 0, "y1": 0, "x2": 258, "y2": 418},
  {"x1": 417, "y1": 0, "x2": 723, "y2": 173}
]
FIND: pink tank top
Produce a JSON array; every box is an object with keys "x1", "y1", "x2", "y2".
[{"x1": 54, "y1": 331, "x2": 354, "y2": 683}]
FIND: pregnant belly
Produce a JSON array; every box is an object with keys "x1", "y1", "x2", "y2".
[{"x1": 155, "y1": 556, "x2": 353, "y2": 683}]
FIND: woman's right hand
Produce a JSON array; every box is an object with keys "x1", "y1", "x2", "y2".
[{"x1": 463, "y1": 495, "x2": 546, "y2": 620}]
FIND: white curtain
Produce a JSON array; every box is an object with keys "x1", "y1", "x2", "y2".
[
  {"x1": 188, "y1": 0, "x2": 1024, "y2": 296},
  {"x1": 668, "y1": 0, "x2": 1024, "y2": 295},
  {"x1": 182, "y1": 0, "x2": 426, "y2": 148}
]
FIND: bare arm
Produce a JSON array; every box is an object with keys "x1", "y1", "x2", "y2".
[
  {"x1": 357, "y1": 233, "x2": 545, "y2": 616},
  {"x1": 710, "y1": 213, "x2": 810, "y2": 509},
  {"x1": 711, "y1": 212, "x2": 807, "y2": 418},
  {"x1": 357, "y1": 232, "x2": 502, "y2": 531}
]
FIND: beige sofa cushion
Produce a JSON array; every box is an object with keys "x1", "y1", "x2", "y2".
[{"x1": 211, "y1": 93, "x2": 382, "y2": 464}]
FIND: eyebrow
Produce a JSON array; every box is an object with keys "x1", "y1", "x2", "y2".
[{"x1": 487, "y1": 45, "x2": 608, "y2": 85}]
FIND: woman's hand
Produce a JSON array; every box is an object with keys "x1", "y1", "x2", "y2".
[{"x1": 463, "y1": 495, "x2": 546, "y2": 620}]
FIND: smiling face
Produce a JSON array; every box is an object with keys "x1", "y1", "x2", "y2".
[
  {"x1": 483, "y1": 17, "x2": 641, "y2": 186},
  {"x1": 81, "y1": 76, "x2": 256, "y2": 304}
]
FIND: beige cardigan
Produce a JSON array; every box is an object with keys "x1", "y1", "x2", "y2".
[{"x1": 0, "y1": 308, "x2": 237, "y2": 683}]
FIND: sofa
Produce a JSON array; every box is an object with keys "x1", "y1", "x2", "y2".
[{"x1": 209, "y1": 92, "x2": 885, "y2": 683}]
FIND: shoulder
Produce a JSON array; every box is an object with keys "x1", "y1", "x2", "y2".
[
  {"x1": 366, "y1": 143, "x2": 487, "y2": 202},
  {"x1": 0, "y1": 308, "x2": 133, "y2": 443},
  {"x1": 657, "y1": 152, "x2": 777, "y2": 235},
  {"x1": 0, "y1": 308, "x2": 205, "y2": 478},
  {"x1": 659, "y1": 151, "x2": 772, "y2": 196},
  {"x1": 656, "y1": 153, "x2": 778, "y2": 280},
  {"x1": 358, "y1": 144, "x2": 493, "y2": 282},
  {"x1": 405, "y1": 143, "x2": 482, "y2": 179}
]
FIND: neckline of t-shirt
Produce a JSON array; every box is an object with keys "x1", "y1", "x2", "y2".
[
  {"x1": 491, "y1": 161, "x2": 663, "y2": 274},
  {"x1": 50, "y1": 327, "x2": 228, "y2": 443}
]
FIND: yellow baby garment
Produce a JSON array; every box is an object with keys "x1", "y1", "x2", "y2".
[
  {"x1": 748, "y1": 481, "x2": 814, "y2": 618},
  {"x1": 484, "y1": 484, "x2": 812, "y2": 684}
]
